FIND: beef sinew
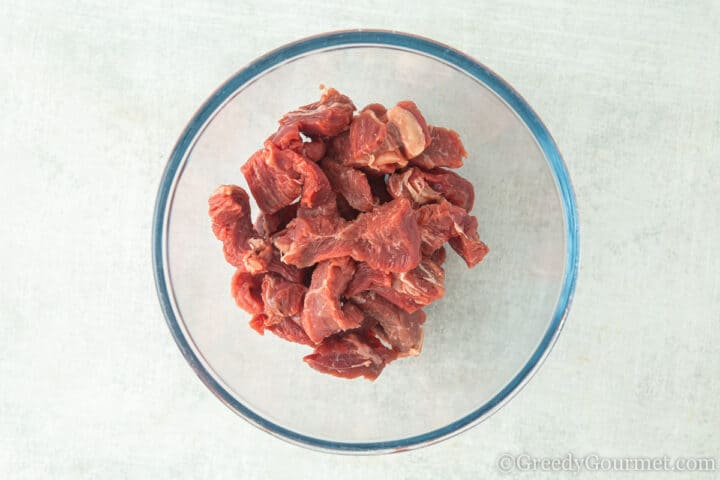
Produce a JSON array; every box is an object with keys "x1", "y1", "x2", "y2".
[{"x1": 209, "y1": 88, "x2": 489, "y2": 380}]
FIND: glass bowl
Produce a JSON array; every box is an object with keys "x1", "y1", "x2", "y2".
[{"x1": 152, "y1": 30, "x2": 579, "y2": 454}]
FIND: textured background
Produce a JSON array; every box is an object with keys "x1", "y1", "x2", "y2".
[{"x1": 1, "y1": 1, "x2": 719, "y2": 478}]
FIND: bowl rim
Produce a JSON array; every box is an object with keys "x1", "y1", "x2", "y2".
[{"x1": 152, "y1": 29, "x2": 580, "y2": 454}]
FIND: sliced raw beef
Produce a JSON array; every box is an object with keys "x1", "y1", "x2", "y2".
[
  {"x1": 230, "y1": 270, "x2": 264, "y2": 315},
  {"x1": 388, "y1": 167, "x2": 475, "y2": 211},
  {"x1": 352, "y1": 291, "x2": 426, "y2": 356},
  {"x1": 362, "y1": 103, "x2": 388, "y2": 121},
  {"x1": 242, "y1": 142, "x2": 334, "y2": 214},
  {"x1": 261, "y1": 274, "x2": 307, "y2": 318},
  {"x1": 387, "y1": 101, "x2": 431, "y2": 158},
  {"x1": 345, "y1": 262, "x2": 392, "y2": 297},
  {"x1": 273, "y1": 197, "x2": 421, "y2": 272},
  {"x1": 268, "y1": 122, "x2": 303, "y2": 151},
  {"x1": 430, "y1": 245, "x2": 447, "y2": 265},
  {"x1": 254, "y1": 202, "x2": 299, "y2": 238},
  {"x1": 387, "y1": 167, "x2": 442, "y2": 206},
  {"x1": 342, "y1": 197, "x2": 421, "y2": 272},
  {"x1": 210, "y1": 88, "x2": 490, "y2": 380},
  {"x1": 249, "y1": 313, "x2": 314, "y2": 346},
  {"x1": 349, "y1": 107, "x2": 387, "y2": 158},
  {"x1": 345, "y1": 256, "x2": 445, "y2": 313},
  {"x1": 208, "y1": 184, "x2": 273, "y2": 272},
  {"x1": 302, "y1": 137, "x2": 326, "y2": 161},
  {"x1": 410, "y1": 126, "x2": 467, "y2": 169},
  {"x1": 268, "y1": 123, "x2": 326, "y2": 161},
  {"x1": 303, "y1": 330, "x2": 397, "y2": 380},
  {"x1": 301, "y1": 257, "x2": 361, "y2": 343},
  {"x1": 447, "y1": 212, "x2": 489, "y2": 268},
  {"x1": 241, "y1": 147, "x2": 300, "y2": 215},
  {"x1": 320, "y1": 159, "x2": 374, "y2": 212},
  {"x1": 420, "y1": 168, "x2": 475, "y2": 211},
  {"x1": 266, "y1": 249, "x2": 307, "y2": 284},
  {"x1": 329, "y1": 128, "x2": 407, "y2": 174},
  {"x1": 279, "y1": 88, "x2": 356, "y2": 137},
  {"x1": 416, "y1": 200, "x2": 489, "y2": 267}
]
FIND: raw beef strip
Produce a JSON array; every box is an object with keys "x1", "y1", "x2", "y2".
[
  {"x1": 261, "y1": 274, "x2": 307, "y2": 318},
  {"x1": 387, "y1": 168, "x2": 442, "y2": 206},
  {"x1": 343, "y1": 197, "x2": 421, "y2": 272},
  {"x1": 230, "y1": 270, "x2": 264, "y2": 315},
  {"x1": 268, "y1": 123, "x2": 326, "y2": 161},
  {"x1": 266, "y1": 249, "x2": 307, "y2": 284},
  {"x1": 249, "y1": 314, "x2": 314, "y2": 346},
  {"x1": 345, "y1": 256, "x2": 445, "y2": 313},
  {"x1": 242, "y1": 143, "x2": 333, "y2": 214},
  {"x1": 241, "y1": 147, "x2": 300, "y2": 215},
  {"x1": 208, "y1": 185, "x2": 273, "y2": 272},
  {"x1": 388, "y1": 167, "x2": 475, "y2": 211},
  {"x1": 387, "y1": 101, "x2": 431, "y2": 159},
  {"x1": 301, "y1": 257, "x2": 360, "y2": 343},
  {"x1": 362, "y1": 103, "x2": 388, "y2": 122},
  {"x1": 430, "y1": 245, "x2": 447, "y2": 265},
  {"x1": 279, "y1": 88, "x2": 356, "y2": 137},
  {"x1": 410, "y1": 126, "x2": 467, "y2": 169},
  {"x1": 268, "y1": 122, "x2": 303, "y2": 151},
  {"x1": 303, "y1": 330, "x2": 397, "y2": 380},
  {"x1": 379, "y1": 256, "x2": 445, "y2": 312},
  {"x1": 349, "y1": 108, "x2": 387, "y2": 158},
  {"x1": 254, "y1": 202, "x2": 299, "y2": 238},
  {"x1": 319, "y1": 159, "x2": 374, "y2": 212},
  {"x1": 447, "y1": 212, "x2": 489, "y2": 268},
  {"x1": 302, "y1": 137, "x2": 326, "y2": 161},
  {"x1": 329, "y1": 129, "x2": 407, "y2": 174},
  {"x1": 416, "y1": 200, "x2": 489, "y2": 267},
  {"x1": 273, "y1": 197, "x2": 421, "y2": 272},
  {"x1": 352, "y1": 292, "x2": 426, "y2": 356},
  {"x1": 421, "y1": 168, "x2": 475, "y2": 211},
  {"x1": 345, "y1": 262, "x2": 392, "y2": 297}
]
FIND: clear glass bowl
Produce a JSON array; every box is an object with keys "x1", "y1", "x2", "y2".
[{"x1": 152, "y1": 30, "x2": 579, "y2": 454}]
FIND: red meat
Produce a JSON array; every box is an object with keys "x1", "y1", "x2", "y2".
[
  {"x1": 329, "y1": 127, "x2": 407, "y2": 174},
  {"x1": 303, "y1": 330, "x2": 397, "y2": 380},
  {"x1": 250, "y1": 314, "x2": 314, "y2": 346},
  {"x1": 254, "y1": 202, "x2": 299, "y2": 238},
  {"x1": 387, "y1": 168, "x2": 442, "y2": 206},
  {"x1": 279, "y1": 88, "x2": 356, "y2": 137},
  {"x1": 349, "y1": 108, "x2": 387, "y2": 158},
  {"x1": 261, "y1": 274, "x2": 307, "y2": 318},
  {"x1": 241, "y1": 143, "x2": 333, "y2": 215},
  {"x1": 208, "y1": 185, "x2": 273, "y2": 273},
  {"x1": 410, "y1": 126, "x2": 467, "y2": 169},
  {"x1": 301, "y1": 257, "x2": 360, "y2": 343},
  {"x1": 230, "y1": 270, "x2": 264, "y2": 315},
  {"x1": 416, "y1": 201, "x2": 489, "y2": 267},
  {"x1": 345, "y1": 256, "x2": 445, "y2": 313},
  {"x1": 303, "y1": 137, "x2": 326, "y2": 161},
  {"x1": 351, "y1": 292, "x2": 426, "y2": 357},
  {"x1": 421, "y1": 168, "x2": 475, "y2": 211},
  {"x1": 273, "y1": 197, "x2": 421, "y2": 273},
  {"x1": 388, "y1": 167, "x2": 475, "y2": 211},
  {"x1": 319, "y1": 159, "x2": 374, "y2": 212},
  {"x1": 345, "y1": 262, "x2": 392, "y2": 297}
]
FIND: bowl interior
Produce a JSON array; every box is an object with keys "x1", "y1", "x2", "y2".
[{"x1": 161, "y1": 44, "x2": 567, "y2": 445}]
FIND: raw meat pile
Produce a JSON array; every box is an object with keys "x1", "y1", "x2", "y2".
[{"x1": 209, "y1": 88, "x2": 488, "y2": 380}]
